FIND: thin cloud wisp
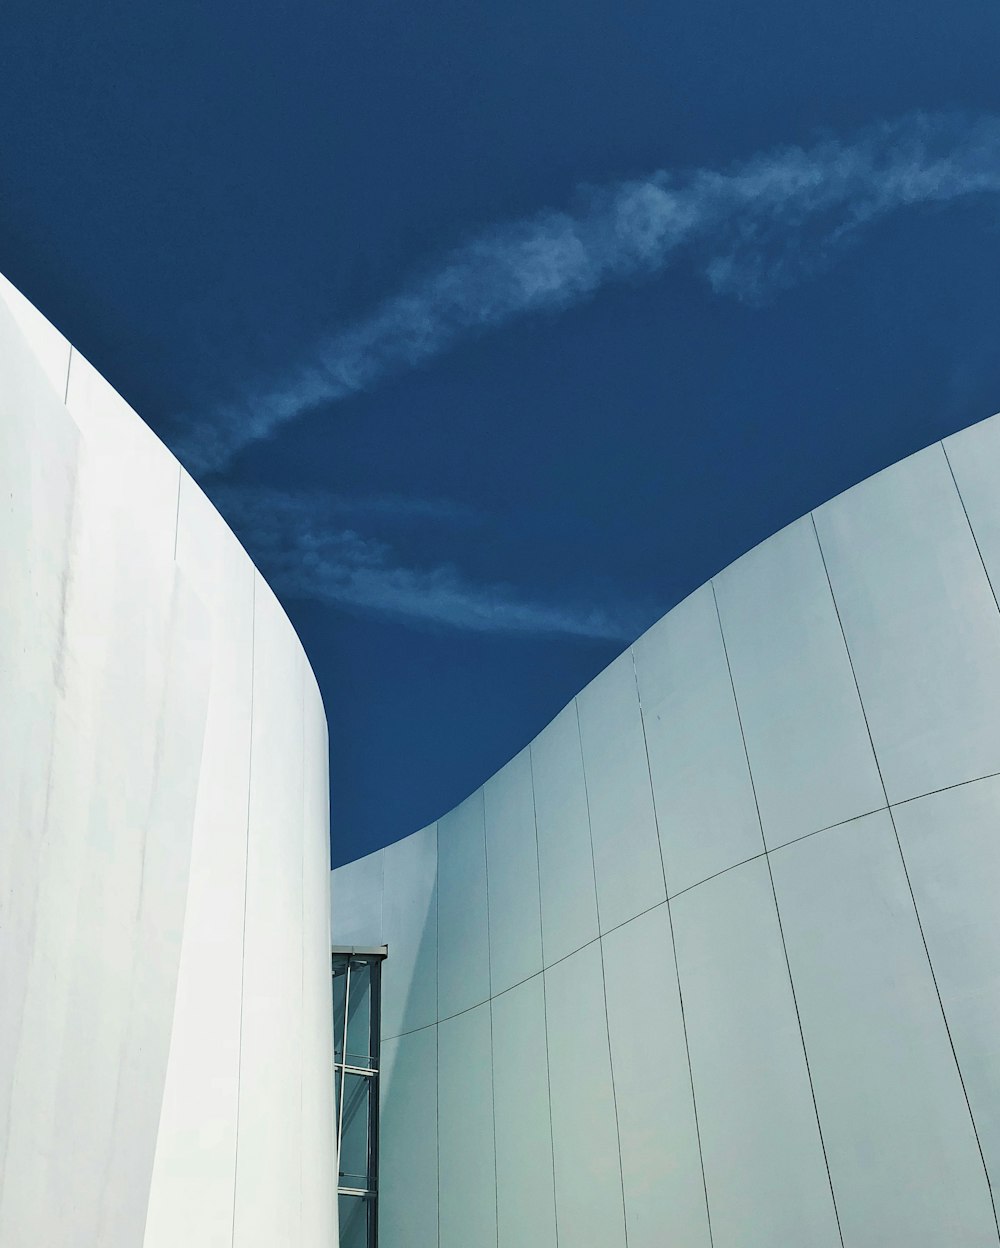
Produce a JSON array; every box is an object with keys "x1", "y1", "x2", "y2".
[{"x1": 176, "y1": 112, "x2": 1000, "y2": 472}]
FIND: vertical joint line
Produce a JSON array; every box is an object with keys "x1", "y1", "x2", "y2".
[
  {"x1": 810, "y1": 511, "x2": 1000, "y2": 1241},
  {"x1": 435, "y1": 820, "x2": 441, "y2": 1248},
  {"x1": 231, "y1": 575, "x2": 257, "y2": 1247},
  {"x1": 528, "y1": 744, "x2": 561, "y2": 1247},
  {"x1": 173, "y1": 464, "x2": 182, "y2": 562},
  {"x1": 481, "y1": 790, "x2": 500, "y2": 1248},
  {"x1": 712, "y1": 579, "x2": 846, "y2": 1248},
  {"x1": 631, "y1": 649, "x2": 669, "y2": 899},
  {"x1": 596, "y1": 936, "x2": 629, "y2": 1247},
  {"x1": 632, "y1": 647, "x2": 715, "y2": 1248},
  {"x1": 576, "y1": 702, "x2": 629, "y2": 1245},
  {"x1": 574, "y1": 700, "x2": 603, "y2": 935},
  {"x1": 63, "y1": 345, "x2": 73, "y2": 405},
  {"x1": 481, "y1": 790, "x2": 493, "y2": 1004},
  {"x1": 941, "y1": 441, "x2": 1000, "y2": 618},
  {"x1": 527, "y1": 745, "x2": 547, "y2": 969},
  {"x1": 298, "y1": 662, "x2": 306, "y2": 1236}
]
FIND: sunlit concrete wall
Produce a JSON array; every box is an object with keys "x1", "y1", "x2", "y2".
[
  {"x1": 332, "y1": 410, "x2": 1000, "y2": 1248},
  {"x1": 0, "y1": 276, "x2": 337, "y2": 1248}
]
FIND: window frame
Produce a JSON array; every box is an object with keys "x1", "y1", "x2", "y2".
[{"x1": 332, "y1": 945, "x2": 387, "y2": 1248}]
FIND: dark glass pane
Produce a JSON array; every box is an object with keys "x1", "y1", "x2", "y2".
[
  {"x1": 338, "y1": 1192, "x2": 371, "y2": 1248},
  {"x1": 338, "y1": 1072, "x2": 371, "y2": 1186},
  {"x1": 345, "y1": 961, "x2": 372, "y2": 1068},
  {"x1": 334, "y1": 953, "x2": 380, "y2": 1247}
]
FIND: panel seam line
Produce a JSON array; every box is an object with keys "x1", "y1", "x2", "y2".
[
  {"x1": 633, "y1": 647, "x2": 715, "y2": 1248},
  {"x1": 712, "y1": 579, "x2": 846, "y2": 1248},
  {"x1": 436, "y1": 820, "x2": 441, "y2": 1248},
  {"x1": 231, "y1": 574, "x2": 256, "y2": 1247},
  {"x1": 576, "y1": 701, "x2": 629, "y2": 1247},
  {"x1": 810, "y1": 510, "x2": 1000, "y2": 1241},
  {"x1": 481, "y1": 790, "x2": 500, "y2": 1248},
  {"x1": 173, "y1": 464, "x2": 182, "y2": 562},
  {"x1": 941, "y1": 440, "x2": 1000, "y2": 619},
  {"x1": 379, "y1": 751, "x2": 1000, "y2": 1042},
  {"x1": 529, "y1": 743, "x2": 561, "y2": 1248}
]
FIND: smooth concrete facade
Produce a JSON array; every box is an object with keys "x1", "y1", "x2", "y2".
[
  {"x1": 0, "y1": 276, "x2": 337, "y2": 1248},
  {"x1": 332, "y1": 411, "x2": 1000, "y2": 1247}
]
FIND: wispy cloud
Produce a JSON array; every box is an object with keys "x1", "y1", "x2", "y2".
[
  {"x1": 217, "y1": 487, "x2": 641, "y2": 640},
  {"x1": 176, "y1": 111, "x2": 1000, "y2": 472}
]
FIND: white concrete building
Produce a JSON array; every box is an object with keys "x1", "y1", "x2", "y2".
[
  {"x1": 0, "y1": 275, "x2": 335, "y2": 1248},
  {"x1": 5, "y1": 269, "x2": 1000, "y2": 1247},
  {"x1": 333, "y1": 412, "x2": 1000, "y2": 1247}
]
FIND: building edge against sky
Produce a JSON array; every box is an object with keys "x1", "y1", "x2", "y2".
[
  {"x1": 332, "y1": 410, "x2": 1000, "y2": 1245},
  {"x1": 5, "y1": 266, "x2": 1000, "y2": 1247},
  {"x1": 0, "y1": 273, "x2": 337, "y2": 1248}
]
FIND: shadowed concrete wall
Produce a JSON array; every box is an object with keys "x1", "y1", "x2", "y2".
[
  {"x1": 332, "y1": 410, "x2": 1000, "y2": 1248},
  {"x1": 0, "y1": 275, "x2": 337, "y2": 1248}
]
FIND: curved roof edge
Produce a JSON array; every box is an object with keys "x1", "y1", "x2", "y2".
[
  {"x1": 0, "y1": 269, "x2": 328, "y2": 715},
  {"x1": 343, "y1": 403, "x2": 1000, "y2": 870}
]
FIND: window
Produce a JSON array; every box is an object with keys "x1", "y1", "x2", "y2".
[{"x1": 332, "y1": 947, "x2": 385, "y2": 1248}]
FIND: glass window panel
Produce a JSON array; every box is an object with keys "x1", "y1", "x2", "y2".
[
  {"x1": 339, "y1": 1071, "x2": 371, "y2": 1186},
  {"x1": 345, "y1": 960, "x2": 372, "y2": 1068},
  {"x1": 338, "y1": 1193, "x2": 372, "y2": 1248},
  {"x1": 333, "y1": 951, "x2": 382, "y2": 1248}
]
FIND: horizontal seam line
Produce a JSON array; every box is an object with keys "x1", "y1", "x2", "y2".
[
  {"x1": 379, "y1": 763, "x2": 1000, "y2": 1041},
  {"x1": 889, "y1": 767, "x2": 1000, "y2": 809}
]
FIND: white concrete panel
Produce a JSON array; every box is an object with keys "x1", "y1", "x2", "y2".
[
  {"x1": 532, "y1": 704, "x2": 600, "y2": 966},
  {"x1": 332, "y1": 849, "x2": 385, "y2": 947},
  {"x1": 815, "y1": 445, "x2": 1000, "y2": 802},
  {"x1": 66, "y1": 348, "x2": 181, "y2": 530},
  {"x1": 633, "y1": 585, "x2": 763, "y2": 895},
  {"x1": 893, "y1": 778, "x2": 1000, "y2": 1200},
  {"x1": 438, "y1": 1004, "x2": 497, "y2": 1248},
  {"x1": 771, "y1": 812, "x2": 997, "y2": 1247},
  {"x1": 671, "y1": 858, "x2": 840, "y2": 1248},
  {"x1": 144, "y1": 473, "x2": 255, "y2": 1248},
  {"x1": 714, "y1": 516, "x2": 884, "y2": 846},
  {"x1": 380, "y1": 1029, "x2": 438, "y2": 1248},
  {"x1": 544, "y1": 942, "x2": 626, "y2": 1248},
  {"x1": 97, "y1": 577, "x2": 211, "y2": 1246},
  {"x1": 945, "y1": 412, "x2": 1000, "y2": 608},
  {"x1": 381, "y1": 825, "x2": 438, "y2": 1038},
  {"x1": 233, "y1": 579, "x2": 305, "y2": 1248},
  {"x1": 603, "y1": 906, "x2": 711, "y2": 1248},
  {"x1": 438, "y1": 791, "x2": 491, "y2": 1018},
  {"x1": 491, "y1": 977, "x2": 557, "y2": 1248},
  {"x1": 0, "y1": 275, "x2": 336, "y2": 1248},
  {"x1": 0, "y1": 271, "x2": 71, "y2": 397},
  {"x1": 577, "y1": 653, "x2": 666, "y2": 930},
  {"x1": 301, "y1": 667, "x2": 337, "y2": 1247},
  {"x1": 0, "y1": 305, "x2": 210, "y2": 1247},
  {"x1": 484, "y1": 748, "x2": 543, "y2": 995},
  {"x1": 0, "y1": 297, "x2": 79, "y2": 1202}
]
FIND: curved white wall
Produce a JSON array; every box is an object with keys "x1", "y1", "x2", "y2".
[
  {"x1": 0, "y1": 275, "x2": 336, "y2": 1248},
  {"x1": 332, "y1": 411, "x2": 1000, "y2": 1247}
]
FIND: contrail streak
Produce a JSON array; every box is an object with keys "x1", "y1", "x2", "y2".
[
  {"x1": 175, "y1": 112, "x2": 1000, "y2": 473},
  {"x1": 216, "y1": 486, "x2": 645, "y2": 640}
]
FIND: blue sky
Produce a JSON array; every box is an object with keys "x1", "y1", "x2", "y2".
[{"x1": 4, "y1": 0, "x2": 1000, "y2": 865}]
